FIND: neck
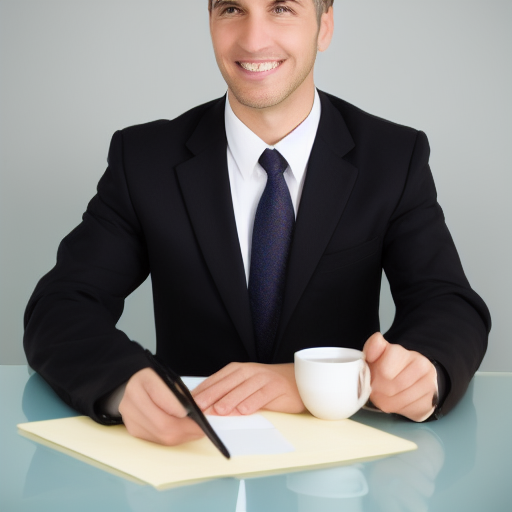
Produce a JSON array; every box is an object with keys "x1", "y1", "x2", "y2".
[{"x1": 228, "y1": 79, "x2": 316, "y2": 146}]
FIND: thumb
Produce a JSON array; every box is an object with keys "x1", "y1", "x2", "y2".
[
  {"x1": 363, "y1": 332, "x2": 388, "y2": 364},
  {"x1": 140, "y1": 368, "x2": 188, "y2": 418}
]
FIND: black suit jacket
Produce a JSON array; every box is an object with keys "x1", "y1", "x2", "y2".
[{"x1": 24, "y1": 91, "x2": 491, "y2": 423}]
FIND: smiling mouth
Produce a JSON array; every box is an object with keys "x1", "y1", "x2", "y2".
[{"x1": 237, "y1": 61, "x2": 283, "y2": 72}]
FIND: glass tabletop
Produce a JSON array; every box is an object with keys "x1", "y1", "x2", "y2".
[{"x1": 1, "y1": 366, "x2": 511, "y2": 512}]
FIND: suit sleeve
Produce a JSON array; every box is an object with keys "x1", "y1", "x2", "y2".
[
  {"x1": 24, "y1": 130, "x2": 151, "y2": 424},
  {"x1": 382, "y1": 130, "x2": 491, "y2": 418}
]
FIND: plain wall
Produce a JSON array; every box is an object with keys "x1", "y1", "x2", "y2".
[{"x1": 1, "y1": 0, "x2": 510, "y2": 370}]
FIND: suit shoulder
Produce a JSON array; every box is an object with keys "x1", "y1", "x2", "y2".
[
  {"x1": 117, "y1": 97, "x2": 223, "y2": 144},
  {"x1": 323, "y1": 92, "x2": 420, "y2": 142}
]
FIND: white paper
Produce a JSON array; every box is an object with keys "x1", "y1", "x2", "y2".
[
  {"x1": 182, "y1": 377, "x2": 295, "y2": 456},
  {"x1": 207, "y1": 414, "x2": 295, "y2": 456},
  {"x1": 215, "y1": 428, "x2": 295, "y2": 456}
]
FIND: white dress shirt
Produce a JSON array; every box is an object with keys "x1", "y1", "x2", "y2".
[{"x1": 225, "y1": 89, "x2": 321, "y2": 284}]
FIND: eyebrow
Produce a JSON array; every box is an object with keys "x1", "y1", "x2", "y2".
[
  {"x1": 212, "y1": 0, "x2": 239, "y2": 10},
  {"x1": 212, "y1": 0, "x2": 303, "y2": 10}
]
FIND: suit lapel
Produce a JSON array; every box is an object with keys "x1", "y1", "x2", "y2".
[
  {"x1": 275, "y1": 91, "x2": 358, "y2": 352},
  {"x1": 175, "y1": 97, "x2": 256, "y2": 360}
]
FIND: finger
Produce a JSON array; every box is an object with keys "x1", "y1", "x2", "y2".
[
  {"x1": 238, "y1": 382, "x2": 290, "y2": 415},
  {"x1": 370, "y1": 342, "x2": 412, "y2": 384},
  {"x1": 371, "y1": 373, "x2": 436, "y2": 417},
  {"x1": 373, "y1": 355, "x2": 435, "y2": 397},
  {"x1": 191, "y1": 363, "x2": 240, "y2": 395},
  {"x1": 123, "y1": 402, "x2": 181, "y2": 444},
  {"x1": 398, "y1": 393, "x2": 436, "y2": 422},
  {"x1": 131, "y1": 415, "x2": 205, "y2": 446},
  {"x1": 212, "y1": 373, "x2": 269, "y2": 415},
  {"x1": 363, "y1": 332, "x2": 388, "y2": 364},
  {"x1": 194, "y1": 366, "x2": 249, "y2": 411},
  {"x1": 235, "y1": 374, "x2": 304, "y2": 415},
  {"x1": 204, "y1": 406, "x2": 242, "y2": 416},
  {"x1": 121, "y1": 383, "x2": 204, "y2": 445},
  {"x1": 121, "y1": 379, "x2": 180, "y2": 430},
  {"x1": 139, "y1": 370, "x2": 188, "y2": 418},
  {"x1": 121, "y1": 413, "x2": 157, "y2": 443}
]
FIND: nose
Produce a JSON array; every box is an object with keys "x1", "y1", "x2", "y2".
[{"x1": 237, "y1": 12, "x2": 274, "y2": 55}]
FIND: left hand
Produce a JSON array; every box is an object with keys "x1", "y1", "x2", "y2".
[
  {"x1": 363, "y1": 333, "x2": 437, "y2": 422},
  {"x1": 191, "y1": 362, "x2": 305, "y2": 416}
]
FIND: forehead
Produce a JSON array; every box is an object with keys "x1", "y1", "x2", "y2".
[{"x1": 211, "y1": 0, "x2": 311, "y2": 9}]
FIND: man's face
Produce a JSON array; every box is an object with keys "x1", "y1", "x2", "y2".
[{"x1": 209, "y1": 0, "x2": 330, "y2": 110}]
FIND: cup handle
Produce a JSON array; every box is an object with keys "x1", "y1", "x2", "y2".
[{"x1": 357, "y1": 358, "x2": 372, "y2": 409}]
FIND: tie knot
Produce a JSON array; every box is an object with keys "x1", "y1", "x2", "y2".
[{"x1": 258, "y1": 148, "x2": 289, "y2": 178}]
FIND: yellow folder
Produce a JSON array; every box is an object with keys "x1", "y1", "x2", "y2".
[{"x1": 18, "y1": 412, "x2": 416, "y2": 490}]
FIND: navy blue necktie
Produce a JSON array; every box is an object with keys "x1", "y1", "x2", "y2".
[{"x1": 249, "y1": 148, "x2": 295, "y2": 363}]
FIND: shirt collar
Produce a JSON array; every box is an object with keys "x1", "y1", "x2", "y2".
[{"x1": 225, "y1": 89, "x2": 321, "y2": 181}]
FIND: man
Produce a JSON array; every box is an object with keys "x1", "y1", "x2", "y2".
[{"x1": 24, "y1": 0, "x2": 490, "y2": 447}]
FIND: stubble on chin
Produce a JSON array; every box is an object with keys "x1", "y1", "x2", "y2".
[
  {"x1": 229, "y1": 86, "x2": 290, "y2": 110},
  {"x1": 228, "y1": 69, "x2": 313, "y2": 111}
]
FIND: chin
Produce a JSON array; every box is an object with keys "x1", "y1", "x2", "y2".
[{"x1": 230, "y1": 87, "x2": 291, "y2": 110}]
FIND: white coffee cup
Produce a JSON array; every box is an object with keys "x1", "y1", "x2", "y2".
[{"x1": 294, "y1": 347, "x2": 371, "y2": 420}]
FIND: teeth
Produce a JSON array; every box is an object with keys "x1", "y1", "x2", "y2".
[{"x1": 239, "y1": 61, "x2": 281, "y2": 72}]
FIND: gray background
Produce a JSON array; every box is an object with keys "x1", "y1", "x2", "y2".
[{"x1": 1, "y1": 0, "x2": 510, "y2": 370}]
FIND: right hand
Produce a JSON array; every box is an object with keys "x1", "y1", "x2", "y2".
[{"x1": 118, "y1": 367, "x2": 204, "y2": 446}]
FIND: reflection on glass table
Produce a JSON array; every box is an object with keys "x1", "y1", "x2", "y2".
[{"x1": 1, "y1": 367, "x2": 510, "y2": 512}]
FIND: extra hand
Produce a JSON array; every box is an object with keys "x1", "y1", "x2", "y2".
[
  {"x1": 363, "y1": 333, "x2": 437, "y2": 422},
  {"x1": 118, "y1": 368, "x2": 204, "y2": 446},
  {"x1": 192, "y1": 362, "x2": 305, "y2": 416}
]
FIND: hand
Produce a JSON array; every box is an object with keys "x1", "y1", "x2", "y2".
[
  {"x1": 363, "y1": 333, "x2": 437, "y2": 422},
  {"x1": 118, "y1": 368, "x2": 204, "y2": 446},
  {"x1": 191, "y1": 362, "x2": 305, "y2": 416}
]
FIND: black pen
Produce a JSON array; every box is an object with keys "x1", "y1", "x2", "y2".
[{"x1": 144, "y1": 350, "x2": 230, "y2": 459}]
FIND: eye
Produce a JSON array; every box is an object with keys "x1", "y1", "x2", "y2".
[
  {"x1": 274, "y1": 6, "x2": 292, "y2": 14},
  {"x1": 222, "y1": 6, "x2": 241, "y2": 15}
]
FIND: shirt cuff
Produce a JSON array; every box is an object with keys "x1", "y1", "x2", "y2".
[
  {"x1": 424, "y1": 359, "x2": 448, "y2": 421},
  {"x1": 96, "y1": 382, "x2": 127, "y2": 418}
]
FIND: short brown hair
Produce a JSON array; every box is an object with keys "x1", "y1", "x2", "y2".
[
  {"x1": 313, "y1": 0, "x2": 334, "y2": 19},
  {"x1": 208, "y1": 1, "x2": 334, "y2": 23}
]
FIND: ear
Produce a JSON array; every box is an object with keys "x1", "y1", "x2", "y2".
[{"x1": 317, "y1": 6, "x2": 334, "y2": 52}]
